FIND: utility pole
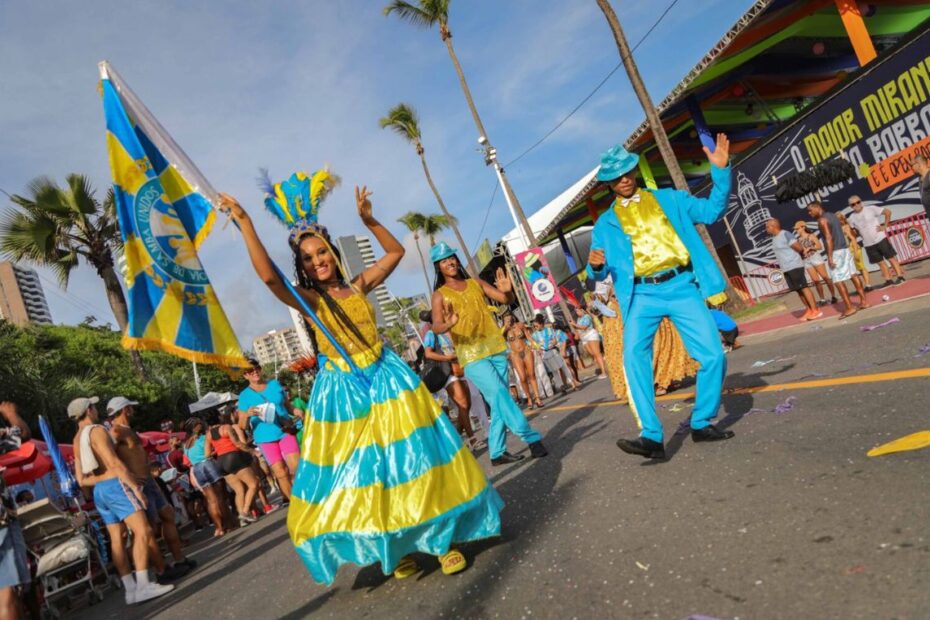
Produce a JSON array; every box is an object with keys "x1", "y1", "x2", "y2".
[
  {"x1": 595, "y1": 0, "x2": 747, "y2": 311},
  {"x1": 482, "y1": 142, "x2": 576, "y2": 323}
]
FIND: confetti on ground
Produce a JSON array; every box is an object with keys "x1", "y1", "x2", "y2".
[
  {"x1": 675, "y1": 420, "x2": 691, "y2": 435},
  {"x1": 635, "y1": 561, "x2": 649, "y2": 571},
  {"x1": 747, "y1": 396, "x2": 797, "y2": 415},
  {"x1": 810, "y1": 325, "x2": 824, "y2": 331},
  {"x1": 844, "y1": 565, "x2": 866, "y2": 575},
  {"x1": 684, "y1": 616, "x2": 723, "y2": 620},
  {"x1": 914, "y1": 344, "x2": 930, "y2": 358},
  {"x1": 668, "y1": 403, "x2": 684, "y2": 413},
  {"x1": 752, "y1": 359, "x2": 775, "y2": 367},
  {"x1": 859, "y1": 317, "x2": 900, "y2": 332},
  {"x1": 866, "y1": 431, "x2": 930, "y2": 457}
]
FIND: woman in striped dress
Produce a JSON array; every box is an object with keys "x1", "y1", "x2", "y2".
[{"x1": 219, "y1": 175, "x2": 502, "y2": 584}]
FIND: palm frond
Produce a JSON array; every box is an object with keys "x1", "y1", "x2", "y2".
[
  {"x1": 397, "y1": 211, "x2": 427, "y2": 231},
  {"x1": 420, "y1": 213, "x2": 455, "y2": 237},
  {"x1": 65, "y1": 174, "x2": 100, "y2": 216},
  {"x1": 379, "y1": 103, "x2": 421, "y2": 144},
  {"x1": 383, "y1": 0, "x2": 441, "y2": 28}
]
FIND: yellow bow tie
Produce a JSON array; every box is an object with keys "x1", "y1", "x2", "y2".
[{"x1": 620, "y1": 194, "x2": 641, "y2": 208}]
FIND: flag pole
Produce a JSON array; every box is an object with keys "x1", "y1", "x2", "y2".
[{"x1": 99, "y1": 61, "x2": 365, "y2": 379}]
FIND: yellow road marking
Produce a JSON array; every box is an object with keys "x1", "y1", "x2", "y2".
[{"x1": 534, "y1": 367, "x2": 930, "y2": 414}]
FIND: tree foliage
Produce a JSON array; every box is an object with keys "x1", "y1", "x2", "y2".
[{"x1": 0, "y1": 320, "x2": 242, "y2": 441}]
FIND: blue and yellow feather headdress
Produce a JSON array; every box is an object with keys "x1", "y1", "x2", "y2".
[{"x1": 258, "y1": 168, "x2": 340, "y2": 248}]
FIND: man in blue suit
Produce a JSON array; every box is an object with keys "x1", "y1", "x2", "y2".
[{"x1": 586, "y1": 134, "x2": 734, "y2": 460}]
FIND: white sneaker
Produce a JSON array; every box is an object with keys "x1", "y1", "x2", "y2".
[
  {"x1": 125, "y1": 588, "x2": 136, "y2": 605},
  {"x1": 133, "y1": 582, "x2": 174, "y2": 604}
]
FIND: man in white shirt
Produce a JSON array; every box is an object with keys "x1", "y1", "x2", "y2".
[{"x1": 845, "y1": 195, "x2": 905, "y2": 287}]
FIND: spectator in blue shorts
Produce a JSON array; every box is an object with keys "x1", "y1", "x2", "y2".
[
  {"x1": 70, "y1": 397, "x2": 174, "y2": 606},
  {"x1": 108, "y1": 397, "x2": 196, "y2": 581}
]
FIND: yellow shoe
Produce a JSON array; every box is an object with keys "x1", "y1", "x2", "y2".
[
  {"x1": 393, "y1": 555, "x2": 419, "y2": 579},
  {"x1": 440, "y1": 549, "x2": 467, "y2": 575}
]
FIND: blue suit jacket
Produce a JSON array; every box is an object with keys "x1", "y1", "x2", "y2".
[{"x1": 585, "y1": 165, "x2": 732, "y2": 320}]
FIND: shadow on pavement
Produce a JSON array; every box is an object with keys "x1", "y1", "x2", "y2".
[
  {"x1": 427, "y1": 403, "x2": 607, "y2": 618},
  {"x1": 278, "y1": 589, "x2": 340, "y2": 619},
  {"x1": 349, "y1": 402, "x2": 607, "y2": 596},
  {"x1": 136, "y1": 523, "x2": 291, "y2": 619}
]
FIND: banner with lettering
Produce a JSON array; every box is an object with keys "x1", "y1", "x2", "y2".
[
  {"x1": 706, "y1": 26, "x2": 930, "y2": 290},
  {"x1": 514, "y1": 248, "x2": 561, "y2": 310}
]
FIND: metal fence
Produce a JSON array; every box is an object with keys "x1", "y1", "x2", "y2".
[{"x1": 886, "y1": 213, "x2": 930, "y2": 264}]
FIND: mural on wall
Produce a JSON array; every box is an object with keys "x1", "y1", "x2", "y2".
[{"x1": 708, "y1": 27, "x2": 930, "y2": 295}]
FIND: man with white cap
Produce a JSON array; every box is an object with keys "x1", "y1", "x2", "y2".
[
  {"x1": 586, "y1": 134, "x2": 734, "y2": 460},
  {"x1": 69, "y1": 397, "x2": 174, "y2": 605},
  {"x1": 108, "y1": 397, "x2": 195, "y2": 581}
]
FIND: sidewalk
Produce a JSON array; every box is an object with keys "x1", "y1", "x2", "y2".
[{"x1": 738, "y1": 260, "x2": 930, "y2": 337}]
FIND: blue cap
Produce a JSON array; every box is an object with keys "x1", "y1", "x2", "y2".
[
  {"x1": 430, "y1": 241, "x2": 458, "y2": 263},
  {"x1": 596, "y1": 145, "x2": 640, "y2": 182}
]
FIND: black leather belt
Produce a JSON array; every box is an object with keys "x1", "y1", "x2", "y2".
[{"x1": 633, "y1": 263, "x2": 692, "y2": 285}]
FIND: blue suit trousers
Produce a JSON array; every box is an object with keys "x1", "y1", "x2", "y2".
[
  {"x1": 623, "y1": 271, "x2": 726, "y2": 443},
  {"x1": 464, "y1": 353, "x2": 542, "y2": 459}
]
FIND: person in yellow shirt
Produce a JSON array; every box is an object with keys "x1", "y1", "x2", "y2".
[
  {"x1": 430, "y1": 242, "x2": 548, "y2": 465},
  {"x1": 587, "y1": 135, "x2": 734, "y2": 460}
]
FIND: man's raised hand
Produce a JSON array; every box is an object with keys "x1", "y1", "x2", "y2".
[{"x1": 703, "y1": 133, "x2": 730, "y2": 169}]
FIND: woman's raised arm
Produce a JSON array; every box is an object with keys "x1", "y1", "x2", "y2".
[
  {"x1": 217, "y1": 192, "x2": 317, "y2": 312},
  {"x1": 352, "y1": 186, "x2": 405, "y2": 294}
]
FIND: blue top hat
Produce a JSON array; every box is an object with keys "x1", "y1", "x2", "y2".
[
  {"x1": 597, "y1": 145, "x2": 640, "y2": 182},
  {"x1": 430, "y1": 241, "x2": 458, "y2": 263}
]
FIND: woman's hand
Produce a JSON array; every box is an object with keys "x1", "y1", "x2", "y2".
[
  {"x1": 494, "y1": 267, "x2": 513, "y2": 293},
  {"x1": 217, "y1": 192, "x2": 248, "y2": 221},
  {"x1": 356, "y1": 186, "x2": 375, "y2": 225},
  {"x1": 441, "y1": 299, "x2": 459, "y2": 328}
]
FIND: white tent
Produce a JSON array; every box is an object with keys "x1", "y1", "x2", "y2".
[{"x1": 189, "y1": 392, "x2": 238, "y2": 414}]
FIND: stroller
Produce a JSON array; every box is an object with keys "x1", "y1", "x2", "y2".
[{"x1": 17, "y1": 498, "x2": 117, "y2": 619}]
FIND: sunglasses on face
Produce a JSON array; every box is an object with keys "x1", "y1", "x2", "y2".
[{"x1": 849, "y1": 200, "x2": 862, "y2": 205}]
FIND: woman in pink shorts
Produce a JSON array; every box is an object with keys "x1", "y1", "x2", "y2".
[{"x1": 237, "y1": 359, "x2": 299, "y2": 501}]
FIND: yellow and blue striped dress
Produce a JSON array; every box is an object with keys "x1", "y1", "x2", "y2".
[{"x1": 287, "y1": 289, "x2": 503, "y2": 584}]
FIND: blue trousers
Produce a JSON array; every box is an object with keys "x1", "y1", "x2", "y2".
[
  {"x1": 623, "y1": 271, "x2": 726, "y2": 443},
  {"x1": 464, "y1": 353, "x2": 542, "y2": 459}
]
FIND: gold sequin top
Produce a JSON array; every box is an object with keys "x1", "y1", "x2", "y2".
[
  {"x1": 614, "y1": 191, "x2": 690, "y2": 277},
  {"x1": 438, "y1": 279, "x2": 506, "y2": 367},
  {"x1": 311, "y1": 288, "x2": 382, "y2": 371}
]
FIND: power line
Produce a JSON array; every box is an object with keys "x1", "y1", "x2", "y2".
[
  {"x1": 35, "y1": 271, "x2": 112, "y2": 320},
  {"x1": 504, "y1": 0, "x2": 682, "y2": 169},
  {"x1": 471, "y1": 181, "x2": 498, "y2": 254}
]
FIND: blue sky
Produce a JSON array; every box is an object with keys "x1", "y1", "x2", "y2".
[{"x1": 0, "y1": 0, "x2": 751, "y2": 345}]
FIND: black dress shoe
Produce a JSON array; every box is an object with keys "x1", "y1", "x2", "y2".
[
  {"x1": 528, "y1": 441, "x2": 548, "y2": 458},
  {"x1": 491, "y1": 452, "x2": 525, "y2": 466},
  {"x1": 616, "y1": 437, "x2": 665, "y2": 459},
  {"x1": 691, "y1": 425, "x2": 735, "y2": 442}
]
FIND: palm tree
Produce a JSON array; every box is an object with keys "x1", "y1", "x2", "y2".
[
  {"x1": 381, "y1": 103, "x2": 479, "y2": 276},
  {"x1": 383, "y1": 1, "x2": 536, "y2": 248},
  {"x1": 594, "y1": 0, "x2": 747, "y2": 311},
  {"x1": 0, "y1": 174, "x2": 148, "y2": 375},
  {"x1": 397, "y1": 211, "x2": 433, "y2": 293},
  {"x1": 420, "y1": 212, "x2": 456, "y2": 245}
]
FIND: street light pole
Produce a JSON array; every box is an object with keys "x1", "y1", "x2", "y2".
[{"x1": 482, "y1": 140, "x2": 575, "y2": 324}]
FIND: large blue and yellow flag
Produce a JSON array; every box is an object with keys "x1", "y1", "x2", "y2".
[{"x1": 100, "y1": 64, "x2": 247, "y2": 370}]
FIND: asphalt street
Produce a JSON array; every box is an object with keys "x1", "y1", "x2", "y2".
[{"x1": 72, "y1": 295, "x2": 930, "y2": 620}]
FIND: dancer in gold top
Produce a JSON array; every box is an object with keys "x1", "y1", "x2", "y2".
[{"x1": 430, "y1": 242, "x2": 548, "y2": 466}]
